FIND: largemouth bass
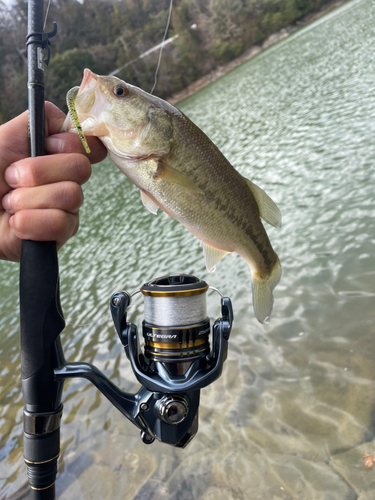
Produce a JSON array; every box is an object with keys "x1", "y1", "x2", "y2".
[{"x1": 63, "y1": 69, "x2": 282, "y2": 323}]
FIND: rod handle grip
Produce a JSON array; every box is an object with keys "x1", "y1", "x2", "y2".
[{"x1": 20, "y1": 240, "x2": 65, "y2": 408}]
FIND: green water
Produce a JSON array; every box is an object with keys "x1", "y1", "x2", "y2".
[{"x1": 1, "y1": 0, "x2": 375, "y2": 498}]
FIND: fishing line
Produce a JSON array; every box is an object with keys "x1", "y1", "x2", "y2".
[
  {"x1": 143, "y1": 293, "x2": 207, "y2": 327},
  {"x1": 43, "y1": 0, "x2": 52, "y2": 30},
  {"x1": 150, "y1": 0, "x2": 173, "y2": 94}
]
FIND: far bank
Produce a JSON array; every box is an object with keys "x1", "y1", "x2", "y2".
[{"x1": 168, "y1": 0, "x2": 350, "y2": 106}]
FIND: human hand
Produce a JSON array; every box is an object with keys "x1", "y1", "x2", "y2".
[{"x1": 0, "y1": 102, "x2": 107, "y2": 262}]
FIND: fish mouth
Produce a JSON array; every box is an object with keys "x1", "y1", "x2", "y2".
[
  {"x1": 76, "y1": 68, "x2": 98, "y2": 114},
  {"x1": 81, "y1": 68, "x2": 98, "y2": 90},
  {"x1": 74, "y1": 69, "x2": 110, "y2": 135}
]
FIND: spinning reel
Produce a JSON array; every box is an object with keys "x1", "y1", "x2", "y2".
[{"x1": 54, "y1": 274, "x2": 233, "y2": 448}]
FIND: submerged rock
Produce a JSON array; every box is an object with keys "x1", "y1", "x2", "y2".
[{"x1": 330, "y1": 436, "x2": 375, "y2": 496}]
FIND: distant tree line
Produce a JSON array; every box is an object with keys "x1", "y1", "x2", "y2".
[{"x1": 0, "y1": 0, "x2": 330, "y2": 123}]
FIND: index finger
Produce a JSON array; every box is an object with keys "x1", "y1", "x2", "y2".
[
  {"x1": 45, "y1": 101, "x2": 67, "y2": 136},
  {"x1": 0, "y1": 102, "x2": 66, "y2": 171},
  {"x1": 45, "y1": 101, "x2": 107, "y2": 164},
  {"x1": 45, "y1": 132, "x2": 107, "y2": 165},
  {"x1": 0, "y1": 110, "x2": 29, "y2": 171},
  {"x1": 0, "y1": 102, "x2": 107, "y2": 172}
]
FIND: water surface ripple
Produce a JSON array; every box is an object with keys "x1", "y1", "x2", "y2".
[{"x1": 1, "y1": 0, "x2": 375, "y2": 498}]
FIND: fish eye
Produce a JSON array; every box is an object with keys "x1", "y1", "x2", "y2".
[{"x1": 113, "y1": 85, "x2": 128, "y2": 97}]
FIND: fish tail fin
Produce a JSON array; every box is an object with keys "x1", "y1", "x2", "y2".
[{"x1": 251, "y1": 257, "x2": 281, "y2": 324}]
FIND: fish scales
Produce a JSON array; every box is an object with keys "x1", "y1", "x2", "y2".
[
  {"x1": 131, "y1": 109, "x2": 277, "y2": 277},
  {"x1": 64, "y1": 69, "x2": 282, "y2": 323}
]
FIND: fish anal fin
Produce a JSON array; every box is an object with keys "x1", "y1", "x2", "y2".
[
  {"x1": 244, "y1": 177, "x2": 281, "y2": 228},
  {"x1": 140, "y1": 190, "x2": 159, "y2": 215},
  {"x1": 202, "y1": 242, "x2": 229, "y2": 272},
  {"x1": 154, "y1": 161, "x2": 204, "y2": 195}
]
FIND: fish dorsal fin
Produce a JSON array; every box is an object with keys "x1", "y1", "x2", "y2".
[
  {"x1": 140, "y1": 190, "x2": 159, "y2": 215},
  {"x1": 155, "y1": 162, "x2": 204, "y2": 195},
  {"x1": 243, "y1": 177, "x2": 281, "y2": 228},
  {"x1": 202, "y1": 242, "x2": 229, "y2": 272}
]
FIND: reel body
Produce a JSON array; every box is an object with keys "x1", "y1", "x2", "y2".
[{"x1": 54, "y1": 274, "x2": 233, "y2": 448}]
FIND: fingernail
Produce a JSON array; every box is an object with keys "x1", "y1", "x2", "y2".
[
  {"x1": 2, "y1": 193, "x2": 11, "y2": 211},
  {"x1": 45, "y1": 136, "x2": 63, "y2": 153},
  {"x1": 5, "y1": 165, "x2": 19, "y2": 187}
]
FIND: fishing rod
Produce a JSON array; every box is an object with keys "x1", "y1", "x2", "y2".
[
  {"x1": 21, "y1": 0, "x2": 61, "y2": 499},
  {"x1": 21, "y1": 2, "x2": 233, "y2": 498}
]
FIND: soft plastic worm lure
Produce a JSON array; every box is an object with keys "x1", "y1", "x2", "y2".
[{"x1": 66, "y1": 86, "x2": 91, "y2": 154}]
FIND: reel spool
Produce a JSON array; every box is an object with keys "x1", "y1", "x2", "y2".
[{"x1": 140, "y1": 275, "x2": 211, "y2": 372}]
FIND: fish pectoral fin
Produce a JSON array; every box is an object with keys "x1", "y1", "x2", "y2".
[
  {"x1": 202, "y1": 242, "x2": 229, "y2": 272},
  {"x1": 154, "y1": 162, "x2": 204, "y2": 195},
  {"x1": 140, "y1": 190, "x2": 159, "y2": 215},
  {"x1": 243, "y1": 177, "x2": 282, "y2": 228}
]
